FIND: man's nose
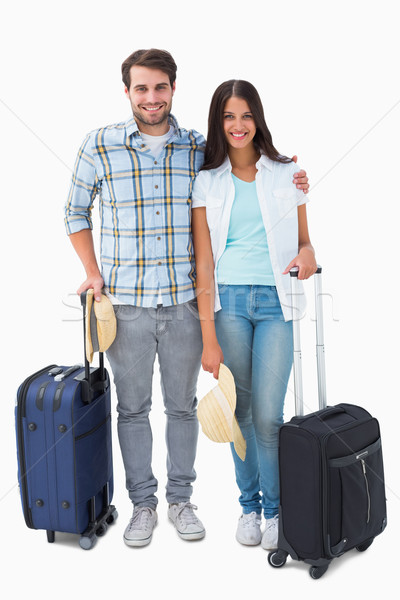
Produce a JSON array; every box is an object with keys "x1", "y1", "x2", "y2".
[{"x1": 146, "y1": 90, "x2": 159, "y2": 104}]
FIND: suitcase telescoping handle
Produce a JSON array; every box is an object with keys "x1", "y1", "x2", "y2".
[
  {"x1": 80, "y1": 291, "x2": 106, "y2": 398},
  {"x1": 290, "y1": 266, "x2": 327, "y2": 416}
]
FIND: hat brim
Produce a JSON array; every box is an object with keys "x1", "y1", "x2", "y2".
[{"x1": 197, "y1": 364, "x2": 246, "y2": 461}]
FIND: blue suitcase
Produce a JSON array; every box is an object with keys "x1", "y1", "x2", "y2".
[{"x1": 15, "y1": 292, "x2": 117, "y2": 549}]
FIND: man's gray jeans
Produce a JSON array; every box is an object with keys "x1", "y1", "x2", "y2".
[{"x1": 106, "y1": 298, "x2": 203, "y2": 509}]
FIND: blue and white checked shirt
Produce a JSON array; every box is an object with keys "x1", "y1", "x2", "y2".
[{"x1": 65, "y1": 115, "x2": 205, "y2": 307}]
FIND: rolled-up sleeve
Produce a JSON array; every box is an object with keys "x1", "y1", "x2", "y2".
[
  {"x1": 64, "y1": 132, "x2": 100, "y2": 235},
  {"x1": 289, "y1": 162, "x2": 310, "y2": 207},
  {"x1": 191, "y1": 170, "x2": 208, "y2": 208}
]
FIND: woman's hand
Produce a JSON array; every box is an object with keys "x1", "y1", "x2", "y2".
[
  {"x1": 283, "y1": 247, "x2": 318, "y2": 280},
  {"x1": 202, "y1": 342, "x2": 224, "y2": 379}
]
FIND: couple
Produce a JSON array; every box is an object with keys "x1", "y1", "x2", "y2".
[{"x1": 64, "y1": 48, "x2": 317, "y2": 550}]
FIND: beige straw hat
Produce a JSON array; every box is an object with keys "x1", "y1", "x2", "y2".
[
  {"x1": 197, "y1": 363, "x2": 246, "y2": 461},
  {"x1": 85, "y1": 289, "x2": 117, "y2": 363}
]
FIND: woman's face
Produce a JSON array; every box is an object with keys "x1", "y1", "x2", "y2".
[{"x1": 223, "y1": 96, "x2": 256, "y2": 150}]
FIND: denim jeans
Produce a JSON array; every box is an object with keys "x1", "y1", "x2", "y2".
[
  {"x1": 215, "y1": 285, "x2": 293, "y2": 519},
  {"x1": 106, "y1": 299, "x2": 203, "y2": 509}
]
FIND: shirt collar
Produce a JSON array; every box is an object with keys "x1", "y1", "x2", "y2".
[
  {"x1": 125, "y1": 113, "x2": 181, "y2": 139},
  {"x1": 214, "y1": 152, "x2": 273, "y2": 176},
  {"x1": 257, "y1": 154, "x2": 273, "y2": 171}
]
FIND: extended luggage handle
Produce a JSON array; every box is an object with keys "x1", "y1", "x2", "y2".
[
  {"x1": 80, "y1": 291, "x2": 107, "y2": 403},
  {"x1": 290, "y1": 266, "x2": 327, "y2": 416}
]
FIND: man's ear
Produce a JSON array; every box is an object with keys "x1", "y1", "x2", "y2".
[
  {"x1": 124, "y1": 86, "x2": 129, "y2": 99},
  {"x1": 172, "y1": 81, "x2": 176, "y2": 96}
]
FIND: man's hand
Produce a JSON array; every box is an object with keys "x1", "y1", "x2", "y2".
[
  {"x1": 291, "y1": 155, "x2": 309, "y2": 194},
  {"x1": 77, "y1": 274, "x2": 104, "y2": 302}
]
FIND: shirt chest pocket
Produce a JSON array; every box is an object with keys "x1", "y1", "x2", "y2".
[
  {"x1": 273, "y1": 187, "x2": 298, "y2": 219},
  {"x1": 206, "y1": 196, "x2": 224, "y2": 231}
]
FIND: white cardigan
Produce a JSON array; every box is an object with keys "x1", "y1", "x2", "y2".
[{"x1": 191, "y1": 154, "x2": 309, "y2": 321}]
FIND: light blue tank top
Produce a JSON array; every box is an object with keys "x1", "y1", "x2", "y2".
[{"x1": 217, "y1": 174, "x2": 275, "y2": 285}]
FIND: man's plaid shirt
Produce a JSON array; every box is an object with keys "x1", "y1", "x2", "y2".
[{"x1": 65, "y1": 115, "x2": 205, "y2": 307}]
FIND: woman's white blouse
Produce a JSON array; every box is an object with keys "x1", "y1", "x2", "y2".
[{"x1": 191, "y1": 154, "x2": 309, "y2": 321}]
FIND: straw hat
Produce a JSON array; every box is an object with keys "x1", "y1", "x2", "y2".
[
  {"x1": 85, "y1": 289, "x2": 117, "y2": 363},
  {"x1": 197, "y1": 364, "x2": 246, "y2": 461}
]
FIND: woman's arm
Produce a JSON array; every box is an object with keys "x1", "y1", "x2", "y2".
[
  {"x1": 192, "y1": 207, "x2": 224, "y2": 378},
  {"x1": 282, "y1": 204, "x2": 317, "y2": 280}
]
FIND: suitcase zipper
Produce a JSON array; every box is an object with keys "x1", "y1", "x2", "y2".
[
  {"x1": 16, "y1": 365, "x2": 57, "y2": 528},
  {"x1": 361, "y1": 459, "x2": 371, "y2": 523},
  {"x1": 320, "y1": 418, "x2": 371, "y2": 557}
]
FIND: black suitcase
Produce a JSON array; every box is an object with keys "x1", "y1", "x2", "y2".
[
  {"x1": 15, "y1": 292, "x2": 118, "y2": 549},
  {"x1": 268, "y1": 268, "x2": 387, "y2": 578}
]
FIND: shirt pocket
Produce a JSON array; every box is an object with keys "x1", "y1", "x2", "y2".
[
  {"x1": 273, "y1": 187, "x2": 298, "y2": 219},
  {"x1": 205, "y1": 196, "x2": 224, "y2": 231}
]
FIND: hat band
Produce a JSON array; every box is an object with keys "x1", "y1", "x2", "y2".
[{"x1": 212, "y1": 385, "x2": 234, "y2": 428}]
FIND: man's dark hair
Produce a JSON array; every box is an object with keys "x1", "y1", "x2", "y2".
[{"x1": 121, "y1": 48, "x2": 177, "y2": 89}]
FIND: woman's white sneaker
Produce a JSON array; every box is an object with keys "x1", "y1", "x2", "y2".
[
  {"x1": 236, "y1": 512, "x2": 262, "y2": 545},
  {"x1": 261, "y1": 514, "x2": 279, "y2": 550}
]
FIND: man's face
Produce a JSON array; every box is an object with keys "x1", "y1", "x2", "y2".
[{"x1": 125, "y1": 66, "x2": 175, "y2": 135}]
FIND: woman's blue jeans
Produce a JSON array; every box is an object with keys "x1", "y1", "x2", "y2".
[{"x1": 215, "y1": 285, "x2": 293, "y2": 519}]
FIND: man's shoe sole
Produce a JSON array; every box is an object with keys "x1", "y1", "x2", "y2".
[
  {"x1": 176, "y1": 529, "x2": 205, "y2": 541},
  {"x1": 123, "y1": 533, "x2": 153, "y2": 547}
]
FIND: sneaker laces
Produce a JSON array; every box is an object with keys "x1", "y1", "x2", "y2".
[
  {"x1": 265, "y1": 514, "x2": 279, "y2": 531},
  {"x1": 240, "y1": 512, "x2": 261, "y2": 529},
  {"x1": 175, "y1": 502, "x2": 200, "y2": 525},
  {"x1": 128, "y1": 507, "x2": 154, "y2": 532}
]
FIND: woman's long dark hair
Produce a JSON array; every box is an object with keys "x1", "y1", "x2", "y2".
[{"x1": 201, "y1": 80, "x2": 291, "y2": 171}]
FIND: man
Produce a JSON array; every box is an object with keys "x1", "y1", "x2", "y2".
[{"x1": 64, "y1": 48, "x2": 309, "y2": 547}]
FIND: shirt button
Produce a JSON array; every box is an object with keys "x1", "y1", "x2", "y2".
[
  {"x1": 155, "y1": 185, "x2": 158, "y2": 189},
  {"x1": 157, "y1": 237, "x2": 161, "y2": 240},
  {"x1": 141, "y1": 144, "x2": 145, "y2": 148},
  {"x1": 154, "y1": 161, "x2": 158, "y2": 165},
  {"x1": 156, "y1": 211, "x2": 160, "y2": 215},
  {"x1": 158, "y1": 261, "x2": 162, "y2": 266}
]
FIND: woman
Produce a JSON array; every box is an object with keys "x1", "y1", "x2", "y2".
[{"x1": 191, "y1": 80, "x2": 317, "y2": 550}]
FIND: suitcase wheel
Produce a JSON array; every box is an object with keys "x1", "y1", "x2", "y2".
[
  {"x1": 268, "y1": 550, "x2": 288, "y2": 568},
  {"x1": 96, "y1": 523, "x2": 108, "y2": 537},
  {"x1": 106, "y1": 508, "x2": 118, "y2": 525},
  {"x1": 309, "y1": 565, "x2": 329, "y2": 579},
  {"x1": 79, "y1": 533, "x2": 97, "y2": 550},
  {"x1": 356, "y1": 537, "x2": 374, "y2": 552}
]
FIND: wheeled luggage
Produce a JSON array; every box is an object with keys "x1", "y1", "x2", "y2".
[
  {"x1": 268, "y1": 267, "x2": 387, "y2": 578},
  {"x1": 15, "y1": 292, "x2": 117, "y2": 549}
]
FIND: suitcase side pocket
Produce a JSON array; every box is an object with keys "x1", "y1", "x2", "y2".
[{"x1": 328, "y1": 438, "x2": 387, "y2": 553}]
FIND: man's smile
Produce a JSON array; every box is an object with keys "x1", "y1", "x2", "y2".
[{"x1": 142, "y1": 105, "x2": 164, "y2": 112}]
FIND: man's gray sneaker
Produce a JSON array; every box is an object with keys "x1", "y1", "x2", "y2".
[
  {"x1": 168, "y1": 502, "x2": 205, "y2": 541},
  {"x1": 123, "y1": 506, "x2": 157, "y2": 547}
]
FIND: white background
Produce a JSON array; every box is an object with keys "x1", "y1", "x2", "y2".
[{"x1": 2, "y1": 0, "x2": 399, "y2": 597}]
